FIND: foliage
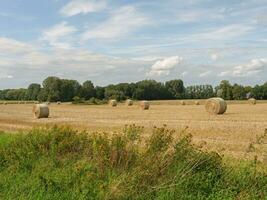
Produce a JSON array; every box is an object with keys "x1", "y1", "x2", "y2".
[
  {"x1": 26, "y1": 83, "x2": 41, "y2": 100},
  {"x1": 1, "y1": 76, "x2": 267, "y2": 102},
  {"x1": 0, "y1": 126, "x2": 266, "y2": 200},
  {"x1": 165, "y1": 79, "x2": 185, "y2": 99},
  {"x1": 81, "y1": 81, "x2": 96, "y2": 100}
]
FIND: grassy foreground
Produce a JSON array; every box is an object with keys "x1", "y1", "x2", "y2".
[{"x1": 0, "y1": 126, "x2": 266, "y2": 200}]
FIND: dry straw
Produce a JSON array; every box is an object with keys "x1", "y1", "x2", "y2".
[
  {"x1": 140, "y1": 101, "x2": 150, "y2": 110},
  {"x1": 205, "y1": 97, "x2": 227, "y2": 115},
  {"x1": 125, "y1": 99, "x2": 133, "y2": 106},
  {"x1": 33, "y1": 104, "x2": 49, "y2": 119},
  {"x1": 181, "y1": 100, "x2": 186, "y2": 105},
  {"x1": 109, "y1": 100, "x2": 117, "y2": 107},
  {"x1": 195, "y1": 100, "x2": 200, "y2": 105},
  {"x1": 248, "y1": 98, "x2": 256, "y2": 105}
]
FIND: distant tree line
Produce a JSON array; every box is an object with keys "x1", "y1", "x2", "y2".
[{"x1": 0, "y1": 77, "x2": 266, "y2": 102}]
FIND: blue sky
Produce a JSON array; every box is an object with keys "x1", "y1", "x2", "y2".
[{"x1": 0, "y1": 0, "x2": 267, "y2": 89}]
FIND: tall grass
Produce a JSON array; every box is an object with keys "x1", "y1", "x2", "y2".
[{"x1": 0, "y1": 125, "x2": 266, "y2": 200}]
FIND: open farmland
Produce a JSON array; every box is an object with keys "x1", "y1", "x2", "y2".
[{"x1": 0, "y1": 100, "x2": 266, "y2": 160}]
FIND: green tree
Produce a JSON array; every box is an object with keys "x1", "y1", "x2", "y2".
[
  {"x1": 232, "y1": 84, "x2": 246, "y2": 100},
  {"x1": 60, "y1": 79, "x2": 82, "y2": 102},
  {"x1": 216, "y1": 80, "x2": 233, "y2": 100},
  {"x1": 133, "y1": 80, "x2": 169, "y2": 100},
  {"x1": 42, "y1": 76, "x2": 62, "y2": 102},
  {"x1": 26, "y1": 83, "x2": 41, "y2": 100},
  {"x1": 165, "y1": 79, "x2": 184, "y2": 99},
  {"x1": 81, "y1": 81, "x2": 95, "y2": 100},
  {"x1": 5, "y1": 89, "x2": 27, "y2": 100},
  {"x1": 95, "y1": 86, "x2": 105, "y2": 100}
]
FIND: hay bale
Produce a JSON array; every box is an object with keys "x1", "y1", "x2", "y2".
[
  {"x1": 57, "y1": 101, "x2": 61, "y2": 105},
  {"x1": 4, "y1": 102, "x2": 7, "y2": 105},
  {"x1": 195, "y1": 100, "x2": 200, "y2": 105},
  {"x1": 125, "y1": 99, "x2": 133, "y2": 106},
  {"x1": 205, "y1": 98, "x2": 227, "y2": 115},
  {"x1": 248, "y1": 98, "x2": 256, "y2": 105},
  {"x1": 109, "y1": 100, "x2": 117, "y2": 107},
  {"x1": 140, "y1": 101, "x2": 150, "y2": 110},
  {"x1": 33, "y1": 104, "x2": 49, "y2": 119},
  {"x1": 181, "y1": 100, "x2": 186, "y2": 105}
]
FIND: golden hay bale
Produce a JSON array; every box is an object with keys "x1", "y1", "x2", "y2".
[
  {"x1": 109, "y1": 100, "x2": 117, "y2": 107},
  {"x1": 125, "y1": 99, "x2": 133, "y2": 106},
  {"x1": 195, "y1": 100, "x2": 200, "y2": 105},
  {"x1": 140, "y1": 101, "x2": 150, "y2": 110},
  {"x1": 33, "y1": 104, "x2": 49, "y2": 119},
  {"x1": 205, "y1": 98, "x2": 227, "y2": 115},
  {"x1": 57, "y1": 101, "x2": 61, "y2": 105},
  {"x1": 248, "y1": 98, "x2": 256, "y2": 105},
  {"x1": 181, "y1": 100, "x2": 186, "y2": 105}
]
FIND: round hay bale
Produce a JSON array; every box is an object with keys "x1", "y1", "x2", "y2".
[
  {"x1": 109, "y1": 100, "x2": 117, "y2": 107},
  {"x1": 33, "y1": 104, "x2": 49, "y2": 119},
  {"x1": 195, "y1": 100, "x2": 200, "y2": 105},
  {"x1": 205, "y1": 98, "x2": 227, "y2": 115},
  {"x1": 125, "y1": 99, "x2": 133, "y2": 106},
  {"x1": 140, "y1": 101, "x2": 150, "y2": 110},
  {"x1": 248, "y1": 98, "x2": 256, "y2": 105},
  {"x1": 181, "y1": 100, "x2": 186, "y2": 105},
  {"x1": 57, "y1": 101, "x2": 61, "y2": 105}
]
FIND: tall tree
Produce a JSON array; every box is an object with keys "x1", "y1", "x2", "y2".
[
  {"x1": 165, "y1": 79, "x2": 185, "y2": 99},
  {"x1": 42, "y1": 76, "x2": 62, "y2": 102},
  {"x1": 232, "y1": 84, "x2": 246, "y2": 100},
  {"x1": 60, "y1": 79, "x2": 82, "y2": 102},
  {"x1": 26, "y1": 83, "x2": 41, "y2": 100},
  {"x1": 81, "y1": 81, "x2": 95, "y2": 100},
  {"x1": 216, "y1": 80, "x2": 233, "y2": 100}
]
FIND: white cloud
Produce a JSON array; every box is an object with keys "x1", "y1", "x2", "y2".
[
  {"x1": 181, "y1": 71, "x2": 188, "y2": 77},
  {"x1": 232, "y1": 58, "x2": 266, "y2": 77},
  {"x1": 0, "y1": 37, "x2": 34, "y2": 54},
  {"x1": 210, "y1": 53, "x2": 220, "y2": 61},
  {"x1": 218, "y1": 71, "x2": 231, "y2": 77},
  {"x1": 199, "y1": 70, "x2": 212, "y2": 77},
  {"x1": 176, "y1": 9, "x2": 224, "y2": 23},
  {"x1": 82, "y1": 6, "x2": 149, "y2": 40},
  {"x1": 147, "y1": 56, "x2": 183, "y2": 77},
  {"x1": 176, "y1": 24, "x2": 253, "y2": 45},
  {"x1": 41, "y1": 22, "x2": 77, "y2": 48},
  {"x1": 0, "y1": 68, "x2": 13, "y2": 80},
  {"x1": 219, "y1": 58, "x2": 267, "y2": 77},
  {"x1": 60, "y1": 0, "x2": 106, "y2": 17}
]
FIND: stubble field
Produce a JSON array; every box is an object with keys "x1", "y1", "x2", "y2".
[{"x1": 0, "y1": 100, "x2": 266, "y2": 160}]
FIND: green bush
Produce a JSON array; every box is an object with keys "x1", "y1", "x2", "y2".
[{"x1": 0, "y1": 126, "x2": 266, "y2": 200}]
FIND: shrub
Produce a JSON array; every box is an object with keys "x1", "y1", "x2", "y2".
[{"x1": 0, "y1": 126, "x2": 266, "y2": 200}]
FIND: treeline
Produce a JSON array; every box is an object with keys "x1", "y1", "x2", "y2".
[{"x1": 0, "y1": 77, "x2": 266, "y2": 102}]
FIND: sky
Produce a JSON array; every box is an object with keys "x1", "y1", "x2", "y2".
[{"x1": 0, "y1": 0, "x2": 267, "y2": 89}]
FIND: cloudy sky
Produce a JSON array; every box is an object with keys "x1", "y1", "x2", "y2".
[{"x1": 0, "y1": 0, "x2": 267, "y2": 89}]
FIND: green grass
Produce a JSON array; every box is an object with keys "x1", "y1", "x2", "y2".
[
  {"x1": 0, "y1": 125, "x2": 266, "y2": 200},
  {"x1": 0, "y1": 131, "x2": 19, "y2": 147}
]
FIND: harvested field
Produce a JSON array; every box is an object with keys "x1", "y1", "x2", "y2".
[{"x1": 0, "y1": 100, "x2": 266, "y2": 160}]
